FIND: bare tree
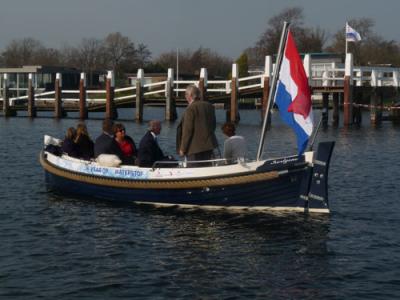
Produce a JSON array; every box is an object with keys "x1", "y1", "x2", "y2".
[
  {"x1": 256, "y1": 7, "x2": 305, "y2": 61},
  {"x1": 1, "y1": 38, "x2": 44, "y2": 66},
  {"x1": 154, "y1": 47, "x2": 231, "y2": 77},
  {"x1": 103, "y1": 32, "x2": 136, "y2": 77}
]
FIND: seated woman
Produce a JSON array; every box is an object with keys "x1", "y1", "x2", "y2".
[
  {"x1": 75, "y1": 123, "x2": 94, "y2": 160},
  {"x1": 221, "y1": 122, "x2": 247, "y2": 164},
  {"x1": 61, "y1": 127, "x2": 79, "y2": 157},
  {"x1": 113, "y1": 123, "x2": 137, "y2": 165}
]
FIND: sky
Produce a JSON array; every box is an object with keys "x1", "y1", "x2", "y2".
[{"x1": 0, "y1": 0, "x2": 399, "y2": 60}]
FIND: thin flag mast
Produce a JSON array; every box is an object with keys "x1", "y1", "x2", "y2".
[{"x1": 256, "y1": 22, "x2": 290, "y2": 161}]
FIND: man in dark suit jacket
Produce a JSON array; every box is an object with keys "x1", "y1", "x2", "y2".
[
  {"x1": 94, "y1": 119, "x2": 123, "y2": 158},
  {"x1": 137, "y1": 120, "x2": 172, "y2": 167},
  {"x1": 176, "y1": 85, "x2": 218, "y2": 162}
]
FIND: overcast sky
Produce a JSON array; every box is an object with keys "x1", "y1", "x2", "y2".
[{"x1": 0, "y1": 0, "x2": 398, "y2": 59}]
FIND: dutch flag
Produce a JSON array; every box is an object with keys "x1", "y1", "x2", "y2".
[{"x1": 274, "y1": 30, "x2": 313, "y2": 155}]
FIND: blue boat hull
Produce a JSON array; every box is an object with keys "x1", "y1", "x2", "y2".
[
  {"x1": 44, "y1": 168, "x2": 304, "y2": 210},
  {"x1": 41, "y1": 141, "x2": 335, "y2": 213}
]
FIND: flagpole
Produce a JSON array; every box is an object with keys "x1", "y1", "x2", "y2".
[
  {"x1": 345, "y1": 23, "x2": 348, "y2": 55},
  {"x1": 256, "y1": 21, "x2": 290, "y2": 161}
]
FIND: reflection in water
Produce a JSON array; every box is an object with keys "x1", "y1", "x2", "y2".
[{"x1": 2, "y1": 110, "x2": 400, "y2": 299}]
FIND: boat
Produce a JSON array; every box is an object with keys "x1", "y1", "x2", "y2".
[
  {"x1": 39, "y1": 23, "x2": 335, "y2": 214},
  {"x1": 40, "y1": 136, "x2": 334, "y2": 213}
]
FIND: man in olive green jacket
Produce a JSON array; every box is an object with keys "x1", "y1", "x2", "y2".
[{"x1": 176, "y1": 85, "x2": 218, "y2": 162}]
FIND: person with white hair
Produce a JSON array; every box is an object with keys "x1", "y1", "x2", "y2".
[{"x1": 137, "y1": 120, "x2": 174, "y2": 167}]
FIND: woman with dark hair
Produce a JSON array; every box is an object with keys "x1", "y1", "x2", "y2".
[
  {"x1": 221, "y1": 122, "x2": 247, "y2": 164},
  {"x1": 113, "y1": 123, "x2": 137, "y2": 165},
  {"x1": 61, "y1": 127, "x2": 79, "y2": 157},
  {"x1": 75, "y1": 123, "x2": 94, "y2": 160}
]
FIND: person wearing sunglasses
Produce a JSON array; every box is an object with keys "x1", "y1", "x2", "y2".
[{"x1": 113, "y1": 123, "x2": 137, "y2": 165}]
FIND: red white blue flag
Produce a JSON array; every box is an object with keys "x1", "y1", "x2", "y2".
[{"x1": 274, "y1": 30, "x2": 313, "y2": 155}]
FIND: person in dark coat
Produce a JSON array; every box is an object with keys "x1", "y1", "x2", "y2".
[
  {"x1": 61, "y1": 127, "x2": 79, "y2": 157},
  {"x1": 176, "y1": 85, "x2": 218, "y2": 162},
  {"x1": 94, "y1": 119, "x2": 123, "y2": 159},
  {"x1": 137, "y1": 120, "x2": 174, "y2": 167},
  {"x1": 75, "y1": 122, "x2": 94, "y2": 160}
]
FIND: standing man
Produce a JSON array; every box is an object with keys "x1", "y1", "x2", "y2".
[
  {"x1": 137, "y1": 120, "x2": 173, "y2": 167},
  {"x1": 176, "y1": 85, "x2": 218, "y2": 162}
]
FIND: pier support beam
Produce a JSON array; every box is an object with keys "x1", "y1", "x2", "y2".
[
  {"x1": 106, "y1": 71, "x2": 117, "y2": 120},
  {"x1": 27, "y1": 73, "x2": 36, "y2": 118},
  {"x1": 135, "y1": 69, "x2": 144, "y2": 122},
  {"x1": 54, "y1": 73, "x2": 65, "y2": 118},
  {"x1": 343, "y1": 53, "x2": 353, "y2": 126},
  {"x1": 332, "y1": 92, "x2": 339, "y2": 127},
  {"x1": 199, "y1": 68, "x2": 207, "y2": 102},
  {"x1": 165, "y1": 68, "x2": 177, "y2": 121},
  {"x1": 79, "y1": 73, "x2": 88, "y2": 120},
  {"x1": 261, "y1": 56, "x2": 272, "y2": 121},
  {"x1": 322, "y1": 93, "x2": 329, "y2": 128},
  {"x1": 229, "y1": 64, "x2": 239, "y2": 123}
]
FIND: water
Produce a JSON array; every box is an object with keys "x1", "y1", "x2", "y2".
[{"x1": 1, "y1": 108, "x2": 400, "y2": 299}]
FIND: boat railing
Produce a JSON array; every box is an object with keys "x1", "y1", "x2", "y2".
[{"x1": 151, "y1": 157, "x2": 242, "y2": 169}]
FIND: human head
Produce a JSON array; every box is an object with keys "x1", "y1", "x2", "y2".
[
  {"x1": 113, "y1": 123, "x2": 126, "y2": 136},
  {"x1": 102, "y1": 119, "x2": 114, "y2": 135},
  {"x1": 185, "y1": 85, "x2": 201, "y2": 104},
  {"x1": 148, "y1": 120, "x2": 161, "y2": 135},
  {"x1": 221, "y1": 122, "x2": 236, "y2": 137},
  {"x1": 66, "y1": 127, "x2": 76, "y2": 140},
  {"x1": 76, "y1": 122, "x2": 88, "y2": 137}
]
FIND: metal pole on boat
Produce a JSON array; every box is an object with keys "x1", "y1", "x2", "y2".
[
  {"x1": 308, "y1": 114, "x2": 323, "y2": 151},
  {"x1": 256, "y1": 22, "x2": 290, "y2": 160}
]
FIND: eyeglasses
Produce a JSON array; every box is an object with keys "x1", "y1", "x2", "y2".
[{"x1": 117, "y1": 128, "x2": 125, "y2": 133}]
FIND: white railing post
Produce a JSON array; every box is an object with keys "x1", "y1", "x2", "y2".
[
  {"x1": 371, "y1": 70, "x2": 378, "y2": 87},
  {"x1": 303, "y1": 54, "x2": 311, "y2": 81},
  {"x1": 393, "y1": 70, "x2": 399, "y2": 87}
]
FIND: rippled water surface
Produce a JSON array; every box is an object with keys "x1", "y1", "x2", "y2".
[{"x1": 0, "y1": 108, "x2": 399, "y2": 299}]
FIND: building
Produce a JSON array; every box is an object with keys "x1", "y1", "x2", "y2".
[{"x1": 0, "y1": 65, "x2": 103, "y2": 98}]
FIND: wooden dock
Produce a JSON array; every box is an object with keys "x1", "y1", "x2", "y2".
[{"x1": 1, "y1": 54, "x2": 400, "y2": 126}]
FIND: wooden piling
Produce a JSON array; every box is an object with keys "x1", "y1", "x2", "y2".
[
  {"x1": 27, "y1": 73, "x2": 36, "y2": 118},
  {"x1": 261, "y1": 56, "x2": 272, "y2": 120},
  {"x1": 229, "y1": 64, "x2": 239, "y2": 123},
  {"x1": 54, "y1": 73, "x2": 64, "y2": 118},
  {"x1": 79, "y1": 73, "x2": 88, "y2": 120},
  {"x1": 322, "y1": 93, "x2": 329, "y2": 127},
  {"x1": 199, "y1": 68, "x2": 207, "y2": 102},
  {"x1": 2, "y1": 74, "x2": 16, "y2": 117},
  {"x1": 105, "y1": 71, "x2": 117, "y2": 120},
  {"x1": 343, "y1": 53, "x2": 353, "y2": 126},
  {"x1": 332, "y1": 92, "x2": 339, "y2": 127},
  {"x1": 165, "y1": 68, "x2": 177, "y2": 121},
  {"x1": 370, "y1": 88, "x2": 382, "y2": 125},
  {"x1": 135, "y1": 69, "x2": 144, "y2": 122}
]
